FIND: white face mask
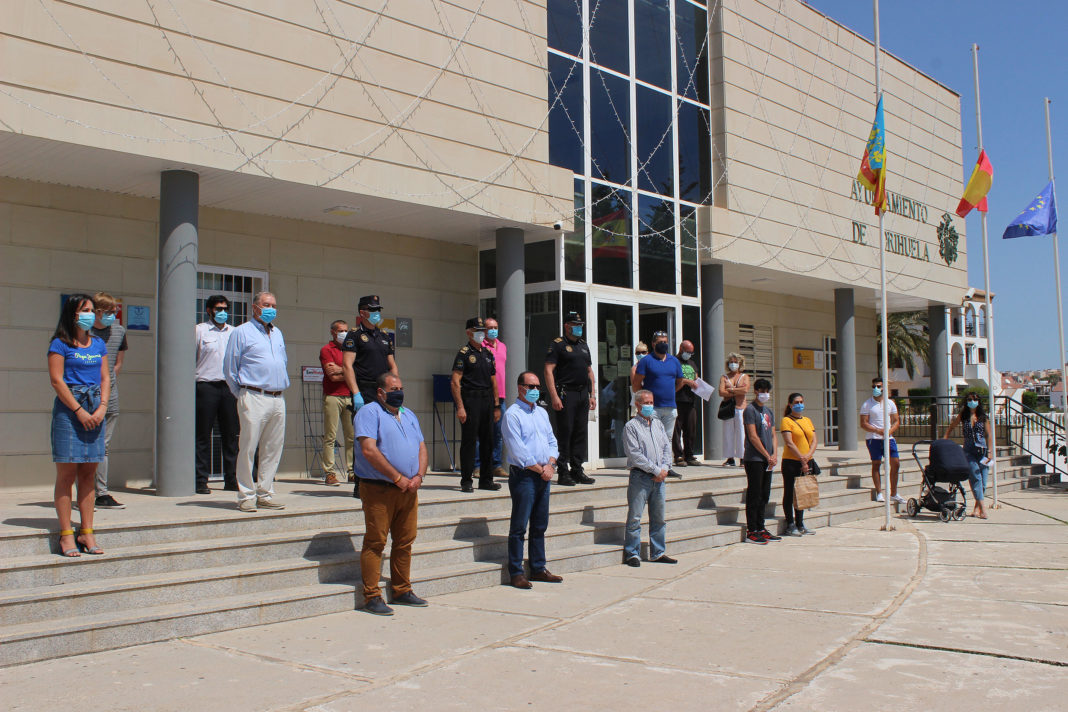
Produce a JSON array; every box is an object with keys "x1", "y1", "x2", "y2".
[
  {"x1": 728, "y1": 362, "x2": 740, "y2": 372},
  {"x1": 335, "y1": 331, "x2": 347, "y2": 344},
  {"x1": 757, "y1": 392, "x2": 770, "y2": 404}
]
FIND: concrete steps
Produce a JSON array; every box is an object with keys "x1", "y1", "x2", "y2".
[{"x1": 0, "y1": 452, "x2": 1047, "y2": 667}]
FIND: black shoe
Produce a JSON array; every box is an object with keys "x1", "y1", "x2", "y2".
[
  {"x1": 352, "y1": 481, "x2": 361, "y2": 499},
  {"x1": 195, "y1": 486, "x2": 212, "y2": 495},
  {"x1": 392, "y1": 591, "x2": 428, "y2": 607},
  {"x1": 745, "y1": 531, "x2": 768, "y2": 545},
  {"x1": 572, "y1": 471, "x2": 596, "y2": 485},
  {"x1": 674, "y1": 459, "x2": 688, "y2": 467},
  {"x1": 223, "y1": 482, "x2": 239, "y2": 492},
  {"x1": 760, "y1": 529, "x2": 783, "y2": 542},
  {"x1": 478, "y1": 481, "x2": 502, "y2": 491},
  {"x1": 625, "y1": 556, "x2": 641, "y2": 567},
  {"x1": 557, "y1": 474, "x2": 577, "y2": 486},
  {"x1": 723, "y1": 458, "x2": 736, "y2": 467},
  {"x1": 685, "y1": 458, "x2": 701, "y2": 466},
  {"x1": 667, "y1": 469, "x2": 683, "y2": 479},
  {"x1": 652, "y1": 555, "x2": 678, "y2": 564},
  {"x1": 363, "y1": 597, "x2": 394, "y2": 616},
  {"x1": 460, "y1": 482, "x2": 474, "y2": 493},
  {"x1": 95, "y1": 495, "x2": 126, "y2": 510}
]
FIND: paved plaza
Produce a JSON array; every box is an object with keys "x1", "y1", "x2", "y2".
[{"x1": 2, "y1": 485, "x2": 1065, "y2": 711}]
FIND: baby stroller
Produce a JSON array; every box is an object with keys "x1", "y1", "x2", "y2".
[{"x1": 907, "y1": 439, "x2": 970, "y2": 522}]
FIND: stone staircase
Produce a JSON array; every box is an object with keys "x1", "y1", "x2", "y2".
[{"x1": 0, "y1": 450, "x2": 1048, "y2": 667}]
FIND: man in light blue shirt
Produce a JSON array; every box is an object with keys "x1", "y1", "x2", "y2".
[
  {"x1": 501, "y1": 370, "x2": 563, "y2": 589},
  {"x1": 222, "y1": 292, "x2": 289, "y2": 512},
  {"x1": 622, "y1": 389, "x2": 677, "y2": 567}
]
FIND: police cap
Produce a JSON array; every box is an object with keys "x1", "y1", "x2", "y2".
[
  {"x1": 465, "y1": 317, "x2": 486, "y2": 330},
  {"x1": 358, "y1": 295, "x2": 382, "y2": 310},
  {"x1": 563, "y1": 311, "x2": 584, "y2": 325}
]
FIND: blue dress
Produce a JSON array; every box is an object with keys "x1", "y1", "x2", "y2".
[{"x1": 49, "y1": 337, "x2": 108, "y2": 463}]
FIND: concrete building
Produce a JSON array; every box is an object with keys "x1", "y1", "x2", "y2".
[{"x1": 0, "y1": 0, "x2": 968, "y2": 490}]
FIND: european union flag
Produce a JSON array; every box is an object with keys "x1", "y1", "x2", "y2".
[{"x1": 1003, "y1": 181, "x2": 1058, "y2": 238}]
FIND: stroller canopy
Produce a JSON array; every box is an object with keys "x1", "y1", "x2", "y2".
[{"x1": 927, "y1": 439, "x2": 972, "y2": 483}]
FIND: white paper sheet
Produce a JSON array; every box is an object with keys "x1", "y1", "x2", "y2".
[{"x1": 692, "y1": 377, "x2": 715, "y2": 401}]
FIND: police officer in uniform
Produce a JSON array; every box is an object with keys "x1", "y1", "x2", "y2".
[
  {"x1": 544, "y1": 311, "x2": 597, "y2": 486},
  {"x1": 451, "y1": 317, "x2": 502, "y2": 493},
  {"x1": 342, "y1": 295, "x2": 398, "y2": 497}
]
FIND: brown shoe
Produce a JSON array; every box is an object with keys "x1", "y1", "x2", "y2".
[
  {"x1": 530, "y1": 569, "x2": 563, "y2": 583},
  {"x1": 493, "y1": 466, "x2": 508, "y2": 479},
  {"x1": 347, "y1": 474, "x2": 355, "y2": 483},
  {"x1": 324, "y1": 473, "x2": 341, "y2": 486},
  {"x1": 510, "y1": 574, "x2": 532, "y2": 589}
]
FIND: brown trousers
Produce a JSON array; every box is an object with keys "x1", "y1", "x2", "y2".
[{"x1": 360, "y1": 479, "x2": 419, "y2": 601}]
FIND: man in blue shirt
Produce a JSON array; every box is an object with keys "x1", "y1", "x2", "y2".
[
  {"x1": 223, "y1": 292, "x2": 289, "y2": 513},
  {"x1": 501, "y1": 371, "x2": 563, "y2": 589},
  {"x1": 353, "y1": 373, "x2": 429, "y2": 615},
  {"x1": 631, "y1": 330, "x2": 684, "y2": 478}
]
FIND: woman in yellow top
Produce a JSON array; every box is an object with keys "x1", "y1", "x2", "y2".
[{"x1": 780, "y1": 392, "x2": 817, "y2": 536}]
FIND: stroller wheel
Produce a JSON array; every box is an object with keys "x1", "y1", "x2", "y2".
[
  {"x1": 906, "y1": 498, "x2": 919, "y2": 517},
  {"x1": 938, "y1": 508, "x2": 951, "y2": 522},
  {"x1": 953, "y1": 506, "x2": 967, "y2": 521}
]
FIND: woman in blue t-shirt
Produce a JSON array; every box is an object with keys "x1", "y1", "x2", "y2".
[{"x1": 48, "y1": 293, "x2": 111, "y2": 557}]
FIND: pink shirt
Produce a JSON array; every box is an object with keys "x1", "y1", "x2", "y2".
[{"x1": 484, "y1": 338, "x2": 507, "y2": 400}]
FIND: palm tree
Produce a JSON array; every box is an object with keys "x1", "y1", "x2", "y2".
[{"x1": 876, "y1": 311, "x2": 929, "y2": 379}]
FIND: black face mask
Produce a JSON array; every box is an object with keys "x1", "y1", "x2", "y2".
[
  {"x1": 654, "y1": 342, "x2": 669, "y2": 355},
  {"x1": 383, "y1": 389, "x2": 404, "y2": 408}
]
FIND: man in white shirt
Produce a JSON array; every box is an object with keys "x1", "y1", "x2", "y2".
[
  {"x1": 859, "y1": 377, "x2": 904, "y2": 503},
  {"x1": 195, "y1": 295, "x2": 239, "y2": 494}
]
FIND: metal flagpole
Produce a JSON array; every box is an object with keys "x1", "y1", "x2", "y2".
[
  {"x1": 1045, "y1": 99, "x2": 1068, "y2": 431},
  {"x1": 874, "y1": 0, "x2": 892, "y2": 531},
  {"x1": 972, "y1": 45, "x2": 998, "y2": 507}
]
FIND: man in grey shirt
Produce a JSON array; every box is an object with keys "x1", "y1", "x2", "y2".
[
  {"x1": 743, "y1": 378, "x2": 780, "y2": 544},
  {"x1": 621, "y1": 389, "x2": 677, "y2": 567}
]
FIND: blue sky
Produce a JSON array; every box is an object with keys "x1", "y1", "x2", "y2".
[{"x1": 807, "y1": 0, "x2": 1067, "y2": 371}]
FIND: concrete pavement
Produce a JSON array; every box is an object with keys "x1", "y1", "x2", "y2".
[{"x1": 2, "y1": 485, "x2": 1064, "y2": 711}]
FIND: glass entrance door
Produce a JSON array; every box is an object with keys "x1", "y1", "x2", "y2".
[{"x1": 596, "y1": 301, "x2": 636, "y2": 463}]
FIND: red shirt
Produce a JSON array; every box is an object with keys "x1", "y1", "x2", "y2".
[{"x1": 319, "y1": 341, "x2": 351, "y2": 397}]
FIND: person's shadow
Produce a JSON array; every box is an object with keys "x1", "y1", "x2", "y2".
[{"x1": 303, "y1": 530, "x2": 361, "y2": 606}]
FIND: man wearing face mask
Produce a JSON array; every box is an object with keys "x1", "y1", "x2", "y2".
[
  {"x1": 860, "y1": 377, "x2": 903, "y2": 504},
  {"x1": 543, "y1": 312, "x2": 596, "y2": 486},
  {"x1": 502, "y1": 371, "x2": 563, "y2": 588},
  {"x1": 223, "y1": 291, "x2": 289, "y2": 512},
  {"x1": 475, "y1": 317, "x2": 508, "y2": 480},
  {"x1": 743, "y1": 379, "x2": 780, "y2": 544},
  {"x1": 673, "y1": 340, "x2": 702, "y2": 468},
  {"x1": 195, "y1": 295, "x2": 239, "y2": 494},
  {"x1": 354, "y1": 373, "x2": 429, "y2": 616},
  {"x1": 622, "y1": 390, "x2": 677, "y2": 567},
  {"x1": 631, "y1": 330, "x2": 684, "y2": 479},
  {"x1": 319, "y1": 320, "x2": 354, "y2": 487},
  {"x1": 90, "y1": 292, "x2": 129, "y2": 509},
  {"x1": 451, "y1": 317, "x2": 502, "y2": 493}
]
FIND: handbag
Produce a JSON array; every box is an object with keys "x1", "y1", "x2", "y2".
[
  {"x1": 794, "y1": 473, "x2": 820, "y2": 510},
  {"x1": 717, "y1": 398, "x2": 735, "y2": 420},
  {"x1": 806, "y1": 459, "x2": 821, "y2": 476}
]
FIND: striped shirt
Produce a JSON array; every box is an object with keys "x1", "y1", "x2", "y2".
[{"x1": 90, "y1": 324, "x2": 128, "y2": 411}]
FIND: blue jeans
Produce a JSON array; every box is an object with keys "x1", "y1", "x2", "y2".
[
  {"x1": 966, "y1": 452, "x2": 988, "y2": 502},
  {"x1": 475, "y1": 400, "x2": 504, "y2": 469},
  {"x1": 624, "y1": 469, "x2": 666, "y2": 561},
  {"x1": 507, "y1": 465, "x2": 551, "y2": 576}
]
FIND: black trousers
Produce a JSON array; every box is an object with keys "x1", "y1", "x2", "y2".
[
  {"x1": 195, "y1": 381, "x2": 239, "y2": 488},
  {"x1": 673, "y1": 399, "x2": 697, "y2": 460},
  {"x1": 555, "y1": 386, "x2": 589, "y2": 474},
  {"x1": 780, "y1": 459, "x2": 806, "y2": 526},
  {"x1": 460, "y1": 389, "x2": 495, "y2": 486},
  {"x1": 743, "y1": 460, "x2": 772, "y2": 532}
]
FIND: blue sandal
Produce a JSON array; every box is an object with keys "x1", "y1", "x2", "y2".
[
  {"x1": 57, "y1": 529, "x2": 80, "y2": 557},
  {"x1": 76, "y1": 528, "x2": 104, "y2": 555}
]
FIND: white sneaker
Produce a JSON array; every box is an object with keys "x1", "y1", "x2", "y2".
[
  {"x1": 891, "y1": 494, "x2": 907, "y2": 504},
  {"x1": 875, "y1": 492, "x2": 885, "y2": 502}
]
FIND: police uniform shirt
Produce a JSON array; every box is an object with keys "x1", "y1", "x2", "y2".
[
  {"x1": 341, "y1": 323, "x2": 394, "y2": 382},
  {"x1": 545, "y1": 336, "x2": 592, "y2": 387},
  {"x1": 453, "y1": 343, "x2": 496, "y2": 391}
]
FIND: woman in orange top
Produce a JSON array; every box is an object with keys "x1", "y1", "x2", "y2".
[{"x1": 780, "y1": 392, "x2": 817, "y2": 536}]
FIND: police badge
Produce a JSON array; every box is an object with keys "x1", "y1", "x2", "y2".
[{"x1": 468, "y1": 355, "x2": 477, "y2": 363}]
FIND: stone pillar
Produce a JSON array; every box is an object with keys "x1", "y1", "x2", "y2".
[
  {"x1": 701, "y1": 264, "x2": 724, "y2": 459},
  {"x1": 156, "y1": 170, "x2": 199, "y2": 497},
  {"x1": 495, "y1": 227, "x2": 525, "y2": 405},
  {"x1": 929, "y1": 304, "x2": 949, "y2": 398},
  {"x1": 835, "y1": 288, "x2": 857, "y2": 451}
]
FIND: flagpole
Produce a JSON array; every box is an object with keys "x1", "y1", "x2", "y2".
[
  {"x1": 1045, "y1": 98, "x2": 1068, "y2": 438},
  {"x1": 874, "y1": 0, "x2": 892, "y2": 531},
  {"x1": 972, "y1": 45, "x2": 999, "y2": 508}
]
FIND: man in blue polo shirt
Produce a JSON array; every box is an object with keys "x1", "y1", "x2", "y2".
[
  {"x1": 631, "y1": 330, "x2": 684, "y2": 478},
  {"x1": 353, "y1": 372, "x2": 429, "y2": 616}
]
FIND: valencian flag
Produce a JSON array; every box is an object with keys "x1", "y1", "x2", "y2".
[
  {"x1": 956, "y1": 150, "x2": 993, "y2": 217},
  {"x1": 1003, "y1": 182, "x2": 1057, "y2": 238},
  {"x1": 857, "y1": 96, "x2": 888, "y2": 215}
]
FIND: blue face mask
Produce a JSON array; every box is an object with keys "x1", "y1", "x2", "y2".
[
  {"x1": 101, "y1": 313, "x2": 116, "y2": 327},
  {"x1": 76, "y1": 312, "x2": 95, "y2": 330},
  {"x1": 872, "y1": 387, "x2": 882, "y2": 398},
  {"x1": 367, "y1": 311, "x2": 383, "y2": 326},
  {"x1": 640, "y1": 404, "x2": 656, "y2": 418},
  {"x1": 259, "y1": 307, "x2": 277, "y2": 324},
  {"x1": 524, "y1": 388, "x2": 540, "y2": 404},
  {"x1": 473, "y1": 331, "x2": 486, "y2": 344},
  {"x1": 487, "y1": 328, "x2": 499, "y2": 340},
  {"x1": 571, "y1": 325, "x2": 582, "y2": 338},
  {"x1": 213, "y1": 310, "x2": 229, "y2": 324},
  {"x1": 791, "y1": 402, "x2": 805, "y2": 413},
  {"x1": 967, "y1": 400, "x2": 979, "y2": 410}
]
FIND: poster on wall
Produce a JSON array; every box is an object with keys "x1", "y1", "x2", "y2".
[{"x1": 126, "y1": 304, "x2": 149, "y2": 330}]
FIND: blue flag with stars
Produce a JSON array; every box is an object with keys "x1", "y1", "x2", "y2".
[{"x1": 1003, "y1": 181, "x2": 1058, "y2": 238}]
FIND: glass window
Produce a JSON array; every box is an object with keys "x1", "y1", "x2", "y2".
[
  {"x1": 590, "y1": 69, "x2": 631, "y2": 185},
  {"x1": 677, "y1": 100, "x2": 711, "y2": 203},
  {"x1": 634, "y1": 0, "x2": 671, "y2": 90},
  {"x1": 565, "y1": 178, "x2": 586, "y2": 282},
  {"x1": 547, "y1": 0, "x2": 582, "y2": 57},
  {"x1": 479, "y1": 249, "x2": 496, "y2": 290},
  {"x1": 525, "y1": 240, "x2": 557, "y2": 283},
  {"x1": 636, "y1": 84, "x2": 673, "y2": 195},
  {"x1": 638, "y1": 194, "x2": 675, "y2": 294},
  {"x1": 589, "y1": 0, "x2": 629, "y2": 75},
  {"x1": 597, "y1": 301, "x2": 634, "y2": 459},
  {"x1": 675, "y1": 3, "x2": 708, "y2": 103},
  {"x1": 680, "y1": 205, "x2": 698, "y2": 296},
  {"x1": 549, "y1": 54, "x2": 584, "y2": 175},
  {"x1": 682, "y1": 303, "x2": 702, "y2": 453},
  {"x1": 562, "y1": 289, "x2": 587, "y2": 326},
  {"x1": 591, "y1": 183, "x2": 633, "y2": 288}
]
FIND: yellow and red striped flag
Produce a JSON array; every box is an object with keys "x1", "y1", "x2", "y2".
[
  {"x1": 857, "y1": 97, "x2": 888, "y2": 216},
  {"x1": 956, "y1": 150, "x2": 993, "y2": 217}
]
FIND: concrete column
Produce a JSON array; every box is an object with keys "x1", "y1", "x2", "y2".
[
  {"x1": 929, "y1": 304, "x2": 949, "y2": 398},
  {"x1": 701, "y1": 264, "x2": 724, "y2": 459},
  {"x1": 835, "y1": 288, "x2": 857, "y2": 450},
  {"x1": 495, "y1": 227, "x2": 525, "y2": 405},
  {"x1": 156, "y1": 170, "x2": 199, "y2": 497}
]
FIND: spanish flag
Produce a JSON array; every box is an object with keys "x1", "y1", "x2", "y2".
[
  {"x1": 956, "y1": 150, "x2": 993, "y2": 217},
  {"x1": 857, "y1": 97, "x2": 888, "y2": 216}
]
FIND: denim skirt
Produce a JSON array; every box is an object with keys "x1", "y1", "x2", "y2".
[{"x1": 51, "y1": 385, "x2": 105, "y2": 463}]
